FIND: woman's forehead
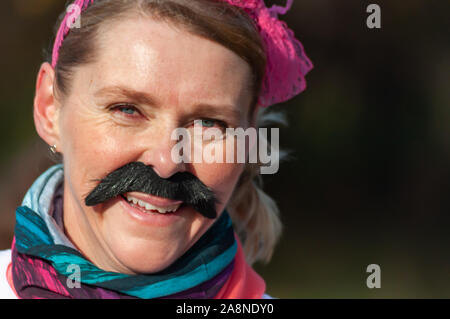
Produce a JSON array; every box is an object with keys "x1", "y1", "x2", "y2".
[{"x1": 76, "y1": 16, "x2": 253, "y2": 113}]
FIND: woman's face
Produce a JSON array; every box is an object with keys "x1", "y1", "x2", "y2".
[{"x1": 49, "y1": 17, "x2": 253, "y2": 274}]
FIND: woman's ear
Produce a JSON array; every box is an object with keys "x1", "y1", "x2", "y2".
[{"x1": 33, "y1": 62, "x2": 61, "y2": 151}]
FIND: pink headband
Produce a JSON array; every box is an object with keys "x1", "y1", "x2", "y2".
[{"x1": 52, "y1": 0, "x2": 313, "y2": 107}]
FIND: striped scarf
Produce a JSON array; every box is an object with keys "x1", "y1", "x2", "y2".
[{"x1": 10, "y1": 165, "x2": 239, "y2": 299}]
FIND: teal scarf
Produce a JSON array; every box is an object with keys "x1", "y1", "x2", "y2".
[{"x1": 11, "y1": 165, "x2": 237, "y2": 299}]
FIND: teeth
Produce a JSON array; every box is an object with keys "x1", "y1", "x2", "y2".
[{"x1": 126, "y1": 195, "x2": 180, "y2": 214}]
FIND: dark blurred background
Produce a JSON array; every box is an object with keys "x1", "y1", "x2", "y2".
[{"x1": 0, "y1": 0, "x2": 449, "y2": 298}]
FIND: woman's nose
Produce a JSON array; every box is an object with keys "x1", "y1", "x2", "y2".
[{"x1": 139, "y1": 135, "x2": 186, "y2": 179}]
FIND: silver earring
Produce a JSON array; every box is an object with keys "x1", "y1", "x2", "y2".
[{"x1": 50, "y1": 145, "x2": 57, "y2": 154}]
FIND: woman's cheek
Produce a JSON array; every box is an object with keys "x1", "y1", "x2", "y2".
[
  {"x1": 59, "y1": 109, "x2": 131, "y2": 195},
  {"x1": 188, "y1": 135, "x2": 246, "y2": 207},
  {"x1": 193, "y1": 161, "x2": 244, "y2": 207}
]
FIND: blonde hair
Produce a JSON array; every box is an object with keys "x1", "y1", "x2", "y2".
[{"x1": 227, "y1": 108, "x2": 287, "y2": 265}]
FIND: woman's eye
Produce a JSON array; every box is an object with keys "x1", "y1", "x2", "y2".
[
  {"x1": 200, "y1": 119, "x2": 216, "y2": 128},
  {"x1": 194, "y1": 119, "x2": 227, "y2": 129},
  {"x1": 120, "y1": 107, "x2": 136, "y2": 115},
  {"x1": 110, "y1": 104, "x2": 141, "y2": 118},
  {"x1": 117, "y1": 106, "x2": 137, "y2": 115}
]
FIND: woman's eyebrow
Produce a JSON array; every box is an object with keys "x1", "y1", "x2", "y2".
[{"x1": 94, "y1": 86, "x2": 159, "y2": 106}]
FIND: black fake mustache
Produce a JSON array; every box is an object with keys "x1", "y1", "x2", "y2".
[{"x1": 84, "y1": 162, "x2": 218, "y2": 219}]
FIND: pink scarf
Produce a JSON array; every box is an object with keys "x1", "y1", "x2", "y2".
[{"x1": 7, "y1": 236, "x2": 266, "y2": 299}]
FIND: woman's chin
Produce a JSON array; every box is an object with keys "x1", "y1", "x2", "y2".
[
  {"x1": 96, "y1": 196, "x2": 203, "y2": 274},
  {"x1": 103, "y1": 230, "x2": 188, "y2": 274},
  {"x1": 116, "y1": 246, "x2": 180, "y2": 274}
]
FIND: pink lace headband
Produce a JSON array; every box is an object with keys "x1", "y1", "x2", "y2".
[{"x1": 52, "y1": 0, "x2": 313, "y2": 107}]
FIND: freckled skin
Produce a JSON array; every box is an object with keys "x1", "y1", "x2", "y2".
[{"x1": 45, "y1": 17, "x2": 254, "y2": 274}]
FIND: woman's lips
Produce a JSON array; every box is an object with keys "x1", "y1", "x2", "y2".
[
  {"x1": 118, "y1": 194, "x2": 187, "y2": 227},
  {"x1": 122, "y1": 193, "x2": 181, "y2": 214},
  {"x1": 125, "y1": 192, "x2": 183, "y2": 208}
]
